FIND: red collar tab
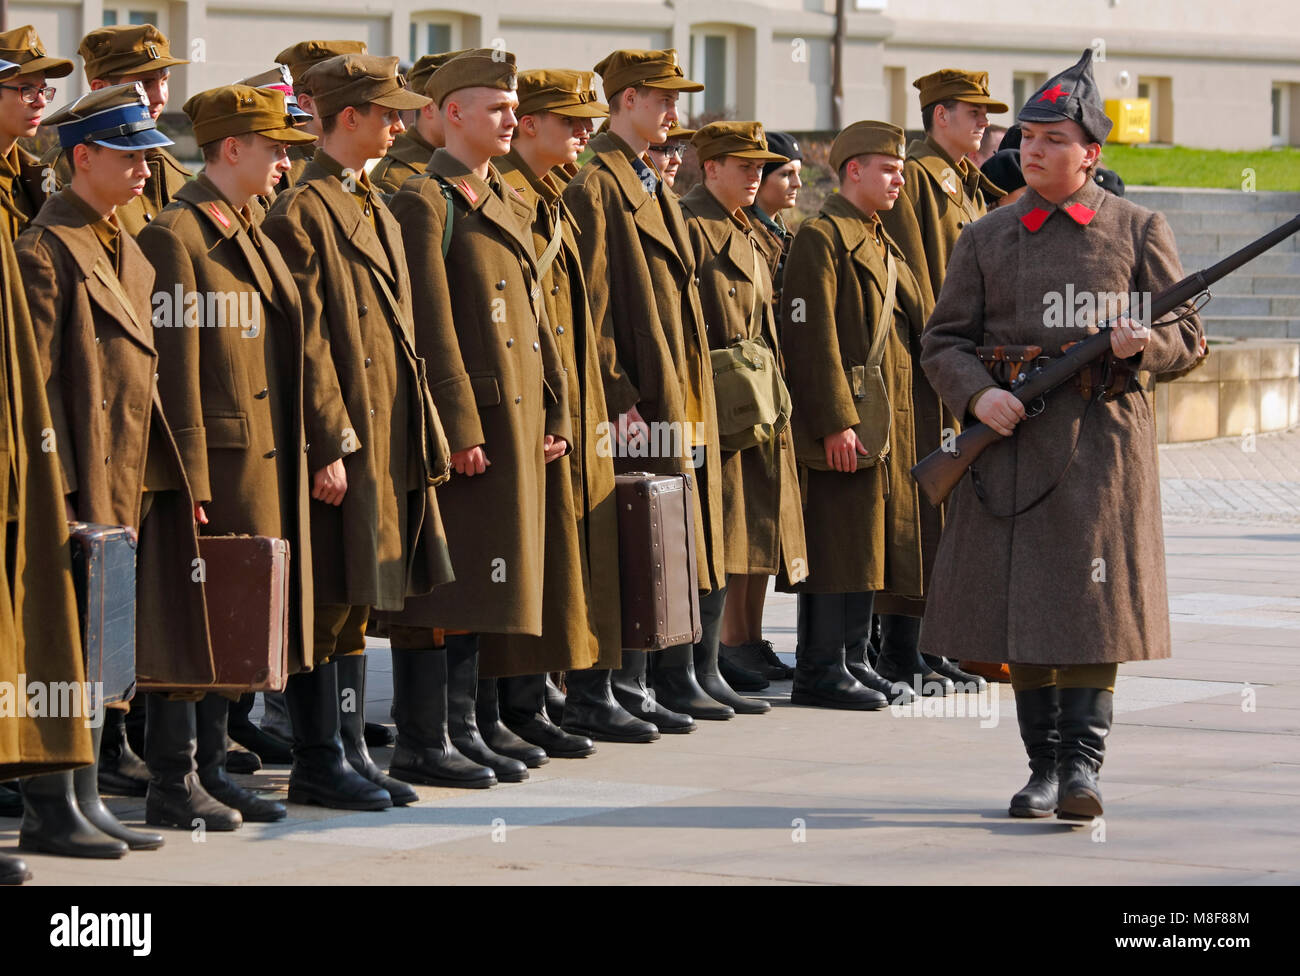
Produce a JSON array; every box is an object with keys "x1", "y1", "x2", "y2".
[
  {"x1": 1063, "y1": 202, "x2": 1097, "y2": 225},
  {"x1": 455, "y1": 179, "x2": 478, "y2": 205},
  {"x1": 207, "y1": 202, "x2": 231, "y2": 229},
  {"x1": 1020, "y1": 207, "x2": 1051, "y2": 232}
]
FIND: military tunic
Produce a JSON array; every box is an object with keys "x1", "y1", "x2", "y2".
[{"x1": 370, "y1": 130, "x2": 437, "y2": 196}]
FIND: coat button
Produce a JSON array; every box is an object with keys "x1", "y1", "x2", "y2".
[
  {"x1": 370, "y1": 408, "x2": 376, "y2": 417},
  {"x1": 556, "y1": 326, "x2": 565, "y2": 335},
  {"x1": 506, "y1": 338, "x2": 514, "y2": 348},
  {"x1": 956, "y1": 221, "x2": 964, "y2": 229},
  {"x1": 304, "y1": 443, "x2": 310, "y2": 453},
  {"x1": 550, "y1": 284, "x2": 559, "y2": 295},
  {"x1": 265, "y1": 448, "x2": 277, "y2": 458},
  {"x1": 364, "y1": 357, "x2": 372, "y2": 368},
  {"x1": 101, "y1": 399, "x2": 107, "y2": 409},
  {"x1": 532, "y1": 340, "x2": 539, "y2": 351},
  {"x1": 496, "y1": 280, "x2": 506, "y2": 290},
  {"x1": 728, "y1": 286, "x2": 736, "y2": 297},
  {"x1": 104, "y1": 456, "x2": 111, "y2": 464},
  {"x1": 254, "y1": 388, "x2": 269, "y2": 399},
  {"x1": 154, "y1": 372, "x2": 159, "y2": 381},
  {"x1": 95, "y1": 336, "x2": 101, "y2": 344},
  {"x1": 693, "y1": 276, "x2": 700, "y2": 286},
  {"x1": 358, "y1": 304, "x2": 368, "y2": 315},
  {"x1": 514, "y1": 396, "x2": 521, "y2": 404}
]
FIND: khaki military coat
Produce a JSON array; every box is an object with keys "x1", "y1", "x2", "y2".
[
  {"x1": 138, "y1": 175, "x2": 315, "y2": 675},
  {"x1": 263, "y1": 154, "x2": 453, "y2": 611},
  {"x1": 919, "y1": 179, "x2": 1203, "y2": 665},
  {"x1": 371, "y1": 130, "x2": 437, "y2": 197},
  {"x1": 746, "y1": 204, "x2": 791, "y2": 335},
  {"x1": 478, "y1": 150, "x2": 622, "y2": 675},
  {"x1": 563, "y1": 131, "x2": 726, "y2": 591},
  {"x1": 0, "y1": 231, "x2": 94, "y2": 776},
  {"x1": 1, "y1": 143, "x2": 50, "y2": 241},
  {"x1": 681, "y1": 184, "x2": 806, "y2": 582},
  {"x1": 779, "y1": 193, "x2": 925, "y2": 597},
  {"x1": 17, "y1": 190, "x2": 214, "y2": 688},
  {"x1": 386, "y1": 149, "x2": 569, "y2": 640}
]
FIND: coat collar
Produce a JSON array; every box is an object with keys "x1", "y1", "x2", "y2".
[
  {"x1": 820, "y1": 192, "x2": 889, "y2": 296},
  {"x1": 299, "y1": 152, "x2": 398, "y2": 281},
  {"x1": 387, "y1": 129, "x2": 437, "y2": 168},
  {"x1": 681, "y1": 183, "x2": 760, "y2": 285},
  {"x1": 908, "y1": 134, "x2": 1005, "y2": 207},
  {"x1": 1017, "y1": 178, "x2": 1107, "y2": 233},
  {"x1": 587, "y1": 130, "x2": 684, "y2": 267},
  {"x1": 427, "y1": 148, "x2": 538, "y2": 263},
  {"x1": 177, "y1": 175, "x2": 286, "y2": 314}
]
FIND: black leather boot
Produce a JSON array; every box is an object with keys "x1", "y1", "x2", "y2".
[
  {"x1": 284, "y1": 662, "x2": 392, "y2": 810},
  {"x1": 791, "y1": 593, "x2": 886, "y2": 710},
  {"x1": 228, "y1": 692, "x2": 294, "y2": 764},
  {"x1": 20, "y1": 770, "x2": 127, "y2": 858},
  {"x1": 445, "y1": 635, "x2": 529, "y2": 782},
  {"x1": 97, "y1": 708, "x2": 150, "y2": 796},
  {"x1": 612, "y1": 649, "x2": 695, "y2": 733},
  {"x1": 652, "y1": 640, "x2": 734, "y2": 720},
  {"x1": 336, "y1": 655, "x2": 418, "y2": 805},
  {"x1": 1009, "y1": 686, "x2": 1060, "y2": 818},
  {"x1": 389, "y1": 646, "x2": 495, "y2": 789},
  {"x1": 75, "y1": 721, "x2": 164, "y2": 849},
  {"x1": 195, "y1": 694, "x2": 286, "y2": 822},
  {"x1": 500, "y1": 673, "x2": 596, "y2": 757},
  {"x1": 561, "y1": 667, "x2": 659, "y2": 743},
  {"x1": 544, "y1": 674, "x2": 566, "y2": 725},
  {"x1": 845, "y1": 593, "x2": 915, "y2": 705},
  {"x1": 0, "y1": 781, "x2": 24, "y2": 817},
  {"x1": 0, "y1": 852, "x2": 31, "y2": 884},
  {"x1": 924, "y1": 653, "x2": 988, "y2": 692},
  {"x1": 876, "y1": 614, "x2": 952, "y2": 696},
  {"x1": 719, "y1": 640, "x2": 786, "y2": 683},
  {"x1": 1056, "y1": 687, "x2": 1113, "y2": 821},
  {"x1": 478, "y1": 678, "x2": 549, "y2": 767},
  {"x1": 145, "y1": 695, "x2": 242, "y2": 831},
  {"x1": 695, "y1": 588, "x2": 768, "y2": 715}
]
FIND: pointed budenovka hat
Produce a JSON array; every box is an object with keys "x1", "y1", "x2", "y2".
[{"x1": 1016, "y1": 49, "x2": 1112, "y2": 145}]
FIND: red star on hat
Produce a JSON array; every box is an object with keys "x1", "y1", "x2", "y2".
[{"x1": 1037, "y1": 82, "x2": 1069, "y2": 103}]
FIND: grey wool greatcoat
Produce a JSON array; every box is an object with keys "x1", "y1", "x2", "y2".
[
  {"x1": 680, "y1": 184, "x2": 806, "y2": 582},
  {"x1": 919, "y1": 179, "x2": 1203, "y2": 665},
  {"x1": 385, "y1": 149, "x2": 571, "y2": 645},
  {"x1": 778, "y1": 193, "x2": 925, "y2": 598},
  {"x1": 563, "y1": 131, "x2": 726, "y2": 592},
  {"x1": 262, "y1": 154, "x2": 454, "y2": 612},
  {"x1": 138, "y1": 175, "x2": 315, "y2": 676},
  {"x1": 17, "y1": 190, "x2": 214, "y2": 688},
  {"x1": 477, "y1": 151, "x2": 622, "y2": 675}
]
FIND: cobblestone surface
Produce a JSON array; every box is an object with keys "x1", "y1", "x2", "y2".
[{"x1": 1159, "y1": 429, "x2": 1300, "y2": 524}]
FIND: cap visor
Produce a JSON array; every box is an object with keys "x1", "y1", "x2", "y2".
[
  {"x1": 551, "y1": 102, "x2": 609, "y2": 118},
  {"x1": 257, "y1": 125, "x2": 317, "y2": 144},
  {"x1": 127, "y1": 55, "x2": 191, "y2": 74},
  {"x1": 643, "y1": 76, "x2": 704, "y2": 93},
  {"x1": 961, "y1": 95, "x2": 1009, "y2": 112},
  {"x1": 93, "y1": 129, "x2": 174, "y2": 151},
  {"x1": 17, "y1": 57, "x2": 74, "y2": 79},
  {"x1": 730, "y1": 149, "x2": 788, "y2": 162},
  {"x1": 286, "y1": 106, "x2": 313, "y2": 123},
  {"x1": 372, "y1": 88, "x2": 431, "y2": 111}
]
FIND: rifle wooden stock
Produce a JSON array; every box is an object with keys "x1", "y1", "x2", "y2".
[{"x1": 911, "y1": 212, "x2": 1300, "y2": 507}]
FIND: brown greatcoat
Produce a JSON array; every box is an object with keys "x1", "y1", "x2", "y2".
[
  {"x1": 17, "y1": 190, "x2": 214, "y2": 687},
  {"x1": 0, "y1": 143, "x2": 51, "y2": 241},
  {"x1": 0, "y1": 230, "x2": 94, "y2": 777},
  {"x1": 563, "y1": 131, "x2": 726, "y2": 591},
  {"x1": 877, "y1": 134, "x2": 999, "y2": 612},
  {"x1": 919, "y1": 179, "x2": 1203, "y2": 665},
  {"x1": 370, "y1": 130, "x2": 437, "y2": 196},
  {"x1": 478, "y1": 150, "x2": 622, "y2": 675},
  {"x1": 263, "y1": 153, "x2": 453, "y2": 611},
  {"x1": 779, "y1": 192, "x2": 925, "y2": 597},
  {"x1": 138, "y1": 175, "x2": 315, "y2": 675},
  {"x1": 681, "y1": 184, "x2": 806, "y2": 582},
  {"x1": 745, "y1": 204, "x2": 792, "y2": 336},
  {"x1": 385, "y1": 149, "x2": 570, "y2": 645}
]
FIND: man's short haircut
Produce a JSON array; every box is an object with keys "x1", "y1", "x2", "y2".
[
  {"x1": 320, "y1": 101, "x2": 375, "y2": 134},
  {"x1": 921, "y1": 98, "x2": 959, "y2": 133},
  {"x1": 200, "y1": 131, "x2": 257, "y2": 165},
  {"x1": 607, "y1": 84, "x2": 652, "y2": 115}
]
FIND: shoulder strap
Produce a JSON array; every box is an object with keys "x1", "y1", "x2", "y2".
[
  {"x1": 534, "y1": 212, "x2": 565, "y2": 280},
  {"x1": 866, "y1": 249, "x2": 898, "y2": 370},
  {"x1": 431, "y1": 175, "x2": 455, "y2": 257}
]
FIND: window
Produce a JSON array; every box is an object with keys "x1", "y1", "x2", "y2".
[
  {"x1": 410, "y1": 19, "x2": 454, "y2": 61},
  {"x1": 1013, "y1": 72, "x2": 1046, "y2": 117},
  {"x1": 688, "y1": 28, "x2": 735, "y2": 118},
  {"x1": 102, "y1": 8, "x2": 161, "y2": 28},
  {"x1": 1272, "y1": 85, "x2": 1283, "y2": 141}
]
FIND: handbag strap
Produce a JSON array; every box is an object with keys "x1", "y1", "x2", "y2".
[{"x1": 865, "y1": 248, "x2": 897, "y2": 370}]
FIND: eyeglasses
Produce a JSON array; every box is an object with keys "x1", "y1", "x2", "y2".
[
  {"x1": 0, "y1": 84, "x2": 56, "y2": 105},
  {"x1": 649, "y1": 144, "x2": 686, "y2": 159}
]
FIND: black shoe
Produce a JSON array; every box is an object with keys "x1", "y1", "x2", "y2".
[
  {"x1": 284, "y1": 661, "x2": 393, "y2": 810},
  {"x1": 695, "y1": 589, "x2": 769, "y2": 714},
  {"x1": 651, "y1": 640, "x2": 734, "y2": 720},
  {"x1": 478, "y1": 679, "x2": 549, "y2": 767},
  {"x1": 500, "y1": 674, "x2": 596, "y2": 757},
  {"x1": 20, "y1": 771, "x2": 128, "y2": 859},
  {"x1": 98, "y1": 708, "x2": 151, "y2": 796},
  {"x1": 445, "y1": 636, "x2": 529, "y2": 782},
  {"x1": 75, "y1": 722, "x2": 165, "y2": 850},
  {"x1": 1010, "y1": 686, "x2": 1060, "y2": 818},
  {"x1": 875, "y1": 614, "x2": 952, "y2": 696},
  {"x1": 196, "y1": 695, "x2": 286, "y2": 823},
  {"x1": 337, "y1": 655, "x2": 419, "y2": 805},
  {"x1": 924, "y1": 654, "x2": 988, "y2": 692},
  {"x1": 227, "y1": 697, "x2": 295, "y2": 765},
  {"x1": 545, "y1": 674, "x2": 566, "y2": 725},
  {"x1": 720, "y1": 640, "x2": 790, "y2": 682},
  {"x1": 1056, "y1": 687, "x2": 1113, "y2": 822},
  {"x1": 717, "y1": 650, "x2": 770, "y2": 691},
  {"x1": 791, "y1": 593, "x2": 887, "y2": 710},
  {"x1": 145, "y1": 695, "x2": 243, "y2": 831},
  {"x1": 0, "y1": 782, "x2": 24, "y2": 817},
  {"x1": 389, "y1": 646, "x2": 496, "y2": 789},
  {"x1": 225, "y1": 748, "x2": 262, "y2": 775},
  {"x1": 561, "y1": 667, "x2": 659, "y2": 743},
  {"x1": 612, "y1": 650, "x2": 695, "y2": 733},
  {"x1": 0, "y1": 852, "x2": 31, "y2": 885},
  {"x1": 364, "y1": 722, "x2": 394, "y2": 748}
]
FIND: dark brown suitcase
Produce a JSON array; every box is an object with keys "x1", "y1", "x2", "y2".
[
  {"x1": 615, "y1": 472, "x2": 702, "y2": 650},
  {"x1": 69, "y1": 522, "x2": 137, "y2": 710},
  {"x1": 198, "y1": 535, "x2": 290, "y2": 692}
]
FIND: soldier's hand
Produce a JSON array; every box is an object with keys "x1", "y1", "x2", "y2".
[
  {"x1": 544, "y1": 435, "x2": 567, "y2": 463},
  {"x1": 823, "y1": 427, "x2": 867, "y2": 473},
  {"x1": 973, "y1": 388, "x2": 1027, "y2": 437},
  {"x1": 194, "y1": 504, "x2": 208, "y2": 525},
  {"x1": 312, "y1": 459, "x2": 348, "y2": 505},
  {"x1": 452, "y1": 445, "x2": 490, "y2": 477},
  {"x1": 1110, "y1": 316, "x2": 1150, "y2": 359},
  {"x1": 618, "y1": 405, "x2": 650, "y2": 450}
]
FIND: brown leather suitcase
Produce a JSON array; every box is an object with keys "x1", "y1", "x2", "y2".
[
  {"x1": 615, "y1": 472, "x2": 702, "y2": 650},
  {"x1": 199, "y1": 535, "x2": 290, "y2": 692}
]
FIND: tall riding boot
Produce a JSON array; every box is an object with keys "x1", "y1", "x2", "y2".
[
  {"x1": 875, "y1": 613, "x2": 952, "y2": 696},
  {"x1": 195, "y1": 694, "x2": 286, "y2": 822},
  {"x1": 258, "y1": 691, "x2": 293, "y2": 740},
  {"x1": 145, "y1": 695, "x2": 242, "y2": 830},
  {"x1": 845, "y1": 593, "x2": 915, "y2": 705},
  {"x1": 791, "y1": 593, "x2": 886, "y2": 710},
  {"x1": 0, "y1": 852, "x2": 32, "y2": 884},
  {"x1": 1009, "y1": 686, "x2": 1061, "y2": 817},
  {"x1": 500, "y1": 673, "x2": 596, "y2": 757},
  {"x1": 389, "y1": 645, "x2": 495, "y2": 788},
  {"x1": 922, "y1": 652, "x2": 988, "y2": 691},
  {"x1": 0, "y1": 781, "x2": 23, "y2": 817},
  {"x1": 97, "y1": 707, "x2": 150, "y2": 796},
  {"x1": 478, "y1": 678, "x2": 548, "y2": 767},
  {"x1": 228, "y1": 691, "x2": 294, "y2": 764},
  {"x1": 336, "y1": 655, "x2": 418, "y2": 805},
  {"x1": 124, "y1": 701, "x2": 146, "y2": 755},
  {"x1": 445, "y1": 635, "x2": 529, "y2": 782},
  {"x1": 1056, "y1": 687, "x2": 1113, "y2": 821},
  {"x1": 561, "y1": 667, "x2": 659, "y2": 743},
  {"x1": 20, "y1": 771, "x2": 127, "y2": 859},
  {"x1": 612, "y1": 649, "x2": 695, "y2": 732},
  {"x1": 284, "y1": 661, "x2": 392, "y2": 810},
  {"x1": 545, "y1": 674, "x2": 566, "y2": 725},
  {"x1": 75, "y1": 721, "x2": 164, "y2": 849},
  {"x1": 652, "y1": 639, "x2": 733, "y2": 720},
  {"x1": 695, "y1": 587, "x2": 768, "y2": 715}
]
